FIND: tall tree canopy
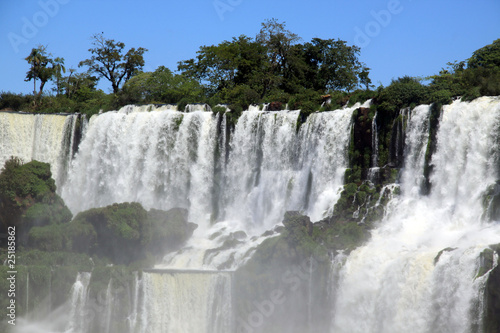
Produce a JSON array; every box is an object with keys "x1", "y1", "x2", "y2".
[
  {"x1": 79, "y1": 33, "x2": 148, "y2": 94},
  {"x1": 304, "y1": 38, "x2": 370, "y2": 92},
  {"x1": 467, "y1": 39, "x2": 500, "y2": 69},
  {"x1": 178, "y1": 20, "x2": 371, "y2": 105},
  {"x1": 178, "y1": 35, "x2": 267, "y2": 97}
]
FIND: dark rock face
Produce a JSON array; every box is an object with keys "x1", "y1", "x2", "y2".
[
  {"x1": 484, "y1": 245, "x2": 500, "y2": 333},
  {"x1": 234, "y1": 211, "x2": 332, "y2": 333},
  {"x1": 267, "y1": 101, "x2": 283, "y2": 111},
  {"x1": 147, "y1": 207, "x2": 198, "y2": 256},
  {"x1": 483, "y1": 182, "x2": 500, "y2": 221},
  {"x1": 351, "y1": 107, "x2": 373, "y2": 170}
]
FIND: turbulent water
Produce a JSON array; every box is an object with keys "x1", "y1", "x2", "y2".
[
  {"x1": 60, "y1": 103, "x2": 360, "y2": 269},
  {"x1": 0, "y1": 112, "x2": 79, "y2": 188},
  {"x1": 5, "y1": 97, "x2": 500, "y2": 333},
  {"x1": 131, "y1": 272, "x2": 233, "y2": 333},
  {"x1": 331, "y1": 97, "x2": 500, "y2": 333}
]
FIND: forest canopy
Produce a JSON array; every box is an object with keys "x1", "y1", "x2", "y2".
[{"x1": 1, "y1": 19, "x2": 499, "y2": 116}]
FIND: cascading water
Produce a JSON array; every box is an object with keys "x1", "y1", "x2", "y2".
[
  {"x1": 66, "y1": 272, "x2": 92, "y2": 333},
  {"x1": 7, "y1": 97, "x2": 500, "y2": 333},
  {"x1": 62, "y1": 103, "x2": 360, "y2": 269},
  {"x1": 49, "y1": 102, "x2": 355, "y2": 332},
  {"x1": 61, "y1": 108, "x2": 220, "y2": 225},
  {"x1": 331, "y1": 97, "x2": 500, "y2": 333},
  {"x1": 130, "y1": 271, "x2": 233, "y2": 333},
  {"x1": 0, "y1": 112, "x2": 80, "y2": 188},
  {"x1": 367, "y1": 110, "x2": 379, "y2": 183}
]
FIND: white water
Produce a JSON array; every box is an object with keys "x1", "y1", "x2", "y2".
[
  {"x1": 331, "y1": 97, "x2": 500, "y2": 333},
  {"x1": 7, "y1": 98, "x2": 500, "y2": 333},
  {"x1": 62, "y1": 104, "x2": 359, "y2": 269},
  {"x1": 132, "y1": 272, "x2": 233, "y2": 333},
  {"x1": 66, "y1": 272, "x2": 92, "y2": 333},
  {"x1": 0, "y1": 112, "x2": 79, "y2": 188}
]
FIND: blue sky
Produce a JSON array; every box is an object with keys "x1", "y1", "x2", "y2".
[{"x1": 1, "y1": 0, "x2": 499, "y2": 94}]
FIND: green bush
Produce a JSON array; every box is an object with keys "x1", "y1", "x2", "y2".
[
  {"x1": 376, "y1": 76, "x2": 431, "y2": 114},
  {"x1": 0, "y1": 92, "x2": 32, "y2": 111}
]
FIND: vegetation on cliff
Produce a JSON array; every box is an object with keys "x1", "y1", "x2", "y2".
[
  {"x1": 0, "y1": 157, "x2": 72, "y2": 245},
  {"x1": 0, "y1": 158, "x2": 199, "y2": 327}
]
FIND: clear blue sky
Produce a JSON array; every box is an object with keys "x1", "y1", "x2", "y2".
[{"x1": 1, "y1": 0, "x2": 499, "y2": 94}]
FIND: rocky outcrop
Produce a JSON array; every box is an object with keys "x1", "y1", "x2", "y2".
[
  {"x1": 484, "y1": 244, "x2": 500, "y2": 333},
  {"x1": 0, "y1": 158, "x2": 72, "y2": 246}
]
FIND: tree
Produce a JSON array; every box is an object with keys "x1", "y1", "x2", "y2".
[
  {"x1": 79, "y1": 33, "x2": 148, "y2": 94},
  {"x1": 52, "y1": 57, "x2": 66, "y2": 96},
  {"x1": 122, "y1": 66, "x2": 204, "y2": 104},
  {"x1": 63, "y1": 69, "x2": 99, "y2": 100},
  {"x1": 25, "y1": 45, "x2": 54, "y2": 101},
  {"x1": 256, "y1": 18, "x2": 302, "y2": 95},
  {"x1": 178, "y1": 35, "x2": 266, "y2": 98},
  {"x1": 303, "y1": 38, "x2": 369, "y2": 92},
  {"x1": 468, "y1": 39, "x2": 500, "y2": 69},
  {"x1": 256, "y1": 18, "x2": 301, "y2": 75}
]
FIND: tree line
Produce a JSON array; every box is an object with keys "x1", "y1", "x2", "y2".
[{"x1": 1, "y1": 19, "x2": 500, "y2": 116}]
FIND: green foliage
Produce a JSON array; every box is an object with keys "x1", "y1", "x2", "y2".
[
  {"x1": 24, "y1": 195, "x2": 72, "y2": 226},
  {"x1": 212, "y1": 105, "x2": 227, "y2": 113},
  {"x1": 223, "y1": 84, "x2": 260, "y2": 110},
  {"x1": 121, "y1": 66, "x2": 205, "y2": 105},
  {"x1": 179, "y1": 35, "x2": 267, "y2": 98},
  {"x1": 72, "y1": 202, "x2": 148, "y2": 263},
  {"x1": 16, "y1": 249, "x2": 99, "y2": 268},
  {"x1": 0, "y1": 158, "x2": 73, "y2": 244},
  {"x1": 303, "y1": 38, "x2": 369, "y2": 92},
  {"x1": 0, "y1": 158, "x2": 55, "y2": 200},
  {"x1": 468, "y1": 39, "x2": 500, "y2": 69},
  {"x1": 346, "y1": 89, "x2": 375, "y2": 106},
  {"x1": 62, "y1": 203, "x2": 196, "y2": 265},
  {"x1": 79, "y1": 33, "x2": 148, "y2": 94},
  {"x1": 177, "y1": 97, "x2": 189, "y2": 112},
  {"x1": 0, "y1": 92, "x2": 32, "y2": 110},
  {"x1": 376, "y1": 76, "x2": 430, "y2": 115},
  {"x1": 28, "y1": 219, "x2": 96, "y2": 252},
  {"x1": 25, "y1": 45, "x2": 56, "y2": 100},
  {"x1": 146, "y1": 208, "x2": 197, "y2": 256}
]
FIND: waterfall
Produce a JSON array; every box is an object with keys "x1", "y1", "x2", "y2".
[
  {"x1": 371, "y1": 111, "x2": 379, "y2": 168},
  {"x1": 297, "y1": 107, "x2": 355, "y2": 221},
  {"x1": 0, "y1": 112, "x2": 79, "y2": 189},
  {"x1": 367, "y1": 110, "x2": 379, "y2": 183},
  {"x1": 399, "y1": 104, "x2": 430, "y2": 195},
  {"x1": 185, "y1": 103, "x2": 211, "y2": 112},
  {"x1": 131, "y1": 271, "x2": 233, "y2": 333},
  {"x1": 331, "y1": 97, "x2": 500, "y2": 333},
  {"x1": 66, "y1": 272, "x2": 92, "y2": 333},
  {"x1": 62, "y1": 104, "x2": 358, "y2": 269},
  {"x1": 62, "y1": 110, "x2": 220, "y2": 225}
]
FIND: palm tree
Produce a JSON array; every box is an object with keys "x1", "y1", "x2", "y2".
[
  {"x1": 25, "y1": 46, "x2": 44, "y2": 96},
  {"x1": 52, "y1": 57, "x2": 66, "y2": 96},
  {"x1": 24, "y1": 45, "x2": 54, "y2": 105}
]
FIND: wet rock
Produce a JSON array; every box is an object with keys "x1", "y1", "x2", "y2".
[{"x1": 433, "y1": 247, "x2": 457, "y2": 264}]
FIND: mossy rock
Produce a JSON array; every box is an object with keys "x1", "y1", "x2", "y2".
[
  {"x1": 0, "y1": 158, "x2": 72, "y2": 246},
  {"x1": 71, "y1": 202, "x2": 149, "y2": 264},
  {"x1": 28, "y1": 219, "x2": 97, "y2": 253},
  {"x1": 147, "y1": 207, "x2": 198, "y2": 256}
]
